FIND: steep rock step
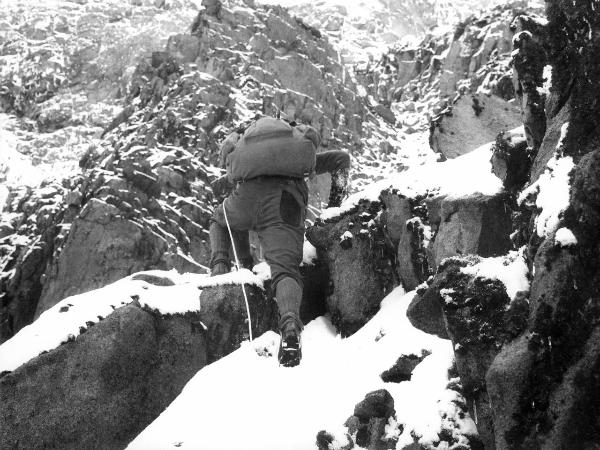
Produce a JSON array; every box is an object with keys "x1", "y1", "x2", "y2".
[{"x1": 0, "y1": 274, "x2": 276, "y2": 450}]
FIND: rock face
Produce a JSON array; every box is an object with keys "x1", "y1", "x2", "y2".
[
  {"x1": 199, "y1": 283, "x2": 278, "y2": 362},
  {"x1": 35, "y1": 199, "x2": 169, "y2": 317},
  {"x1": 0, "y1": 279, "x2": 276, "y2": 450},
  {"x1": 0, "y1": 304, "x2": 207, "y2": 450},
  {"x1": 307, "y1": 187, "x2": 514, "y2": 337},
  {"x1": 426, "y1": 193, "x2": 513, "y2": 268},
  {"x1": 407, "y1": 2, "x2": 600, "y2": 448},
  {"x1": 430, "y1": 95, "x2": 522, "y2": 160}
]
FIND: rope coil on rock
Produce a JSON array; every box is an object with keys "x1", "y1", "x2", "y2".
[{"x1": 223, "y1": 200, "x2": 253, "y2": 342}]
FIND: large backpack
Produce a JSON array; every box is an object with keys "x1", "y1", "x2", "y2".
[{"x1": 225, "y1": 117, "x2": 320, "y2": 182}]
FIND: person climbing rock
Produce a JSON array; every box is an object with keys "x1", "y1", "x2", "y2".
[{"x1": 209, "y1": 116, "x2": 350, "y2": 367}]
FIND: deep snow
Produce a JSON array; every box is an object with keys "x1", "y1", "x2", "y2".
[{"x1": 127, "y1": 287, "x2": 477, "y2": 450}]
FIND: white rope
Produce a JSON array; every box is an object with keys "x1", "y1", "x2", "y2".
[{"x1": 223, "y1": 200, "x2": 253, "y2": 341}]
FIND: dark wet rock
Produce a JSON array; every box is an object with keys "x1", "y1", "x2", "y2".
[
  {"x1": 380, "y1": 354, "x2": 425, "y2": 383},
  {"x1": 0, "y1": 304, "x2": 207, "y2": 450},
  {"x1": 429, "y1": 94, "x2": 522, "y2": 160},
  {"x1": 407, "y1": 285, "x2": 448, "y2": 340},
  {"x1": 413, "y1": 256, "x2": 529, "y2": 449},
  {"x1": 306, "y1": 202, "x2": 396, "y2": 337},
  {"x1": 340, "y1": 390, "x2": 397, "y2": 450},
  {"x1": 315, "y1": 430, "x2": 353, "y2": 450},
  {"x1": 354, "y1": 389, "x2": 395, "y2": 420},
  {"x1": 480, "y1": 4, "x2": 600, "y2": 447}
]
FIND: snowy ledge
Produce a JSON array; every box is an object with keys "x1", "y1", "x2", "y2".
[
  {"x1": 460, "y1": 249, "x2": 530, "y2": 301},
  {"x1": 320, "y1": 140, "x2": 505, "y2": 222},
  {"x1": 518, "y1": 122, "x2": 574, "y2": 238},
  {"x1": 0, "y1": 268, "x2": 269, "y2": 374}
]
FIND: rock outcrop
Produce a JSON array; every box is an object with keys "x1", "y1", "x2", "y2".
[
  {"x1": 407, "y1": 2, "x2": 600, "y2": 447},
  {"x1": 306, "y1": 200, "x2": 396, "y2": 336},
  {"x1": 0, "y1": 304, "x2": 207, "y2": 450},
  {"x1": 0, "y1": 274, "x2": 276, "y2": 449}
]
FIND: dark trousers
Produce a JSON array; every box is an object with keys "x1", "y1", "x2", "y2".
[{"x1": 211, "y1": 177, "x2": 307, "y2": 289}]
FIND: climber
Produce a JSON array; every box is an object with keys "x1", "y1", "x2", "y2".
[{"x1": 208, "y1": 116, "x2": 350, "y2": 367}]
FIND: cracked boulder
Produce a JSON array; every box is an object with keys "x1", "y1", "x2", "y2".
[{"x1": 380, "y1": 191, "x2": 431, "y2": 292}]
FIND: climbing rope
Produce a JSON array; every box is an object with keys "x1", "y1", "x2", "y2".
[{"x1": 223, "y1": 200, "x2": 254, "y2": 341}]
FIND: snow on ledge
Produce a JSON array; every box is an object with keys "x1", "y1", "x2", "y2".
[
  {"x1": 0, "y1": 278, "x2": 140, "y2": 373},
  {"x1": 320, "y1": 140, "x2": 504, "y2": 222},
  {"x1": 0, "y1": 268, "x2": 269, "y2": 373},
  {"x1": 555, "y1": 227, "x2": 577, "y2": 247},
  {"x1": 518, "y1": 123, "x2": 574, "y2": 238},
  {"x1": 460, "y1": 249, "x2": 530, "y2": 301}
]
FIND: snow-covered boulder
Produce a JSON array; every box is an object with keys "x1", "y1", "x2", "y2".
[
  {"x1": 0, "y1": 302, "x2": 206, "y2": 450},
  {"x1": 0, "y1": 269, "x2": 276, "y2": 449}
]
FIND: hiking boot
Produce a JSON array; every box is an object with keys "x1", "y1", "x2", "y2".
[
  {"x1": 210, "y1": 262, "x2": 230, "y2": 276},
  {"x1": 278, "y1": 313, "x2": 303, "y2": 367}
]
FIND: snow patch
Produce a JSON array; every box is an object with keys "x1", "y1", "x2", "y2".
[
  {"x1": 128, "y1": 288, "x2": 477, "y2": 450},
  {"x1": 555, "y1": 227, "x2": 577, "y2": 247},
  {"x1": 320, "y1": 140, "x2": 503, "y2": 222},
  {"x1": 302, "y1": 240, "x2": 318, "y2": 266},
  {"x1": 461, "y1": 250, "x2": 530, "y2": 300},
  {"x1": 518, "y1": 153, "x2": 574, "y2": 237},
  {"x1": 252, "y1": 262, "x2": 272, "y2": 283}
]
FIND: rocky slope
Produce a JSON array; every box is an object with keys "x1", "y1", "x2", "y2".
[
  {"x1": 0, "y1": 0, "x2": 534, "y2": 344},
  {"x1": 4, "y1": 0, "x2": 598, "y2": 449},
  {"x1": 405, "y1": 1, "x2": 600, "y2": 448}
]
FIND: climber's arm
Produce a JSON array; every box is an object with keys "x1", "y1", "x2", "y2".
[
  {"x1": 314, "y1": 150, "x2": 351, "y2": 175},
  {"x1": 314, "y1": 150, "x2": 351, "y2": 208}
]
